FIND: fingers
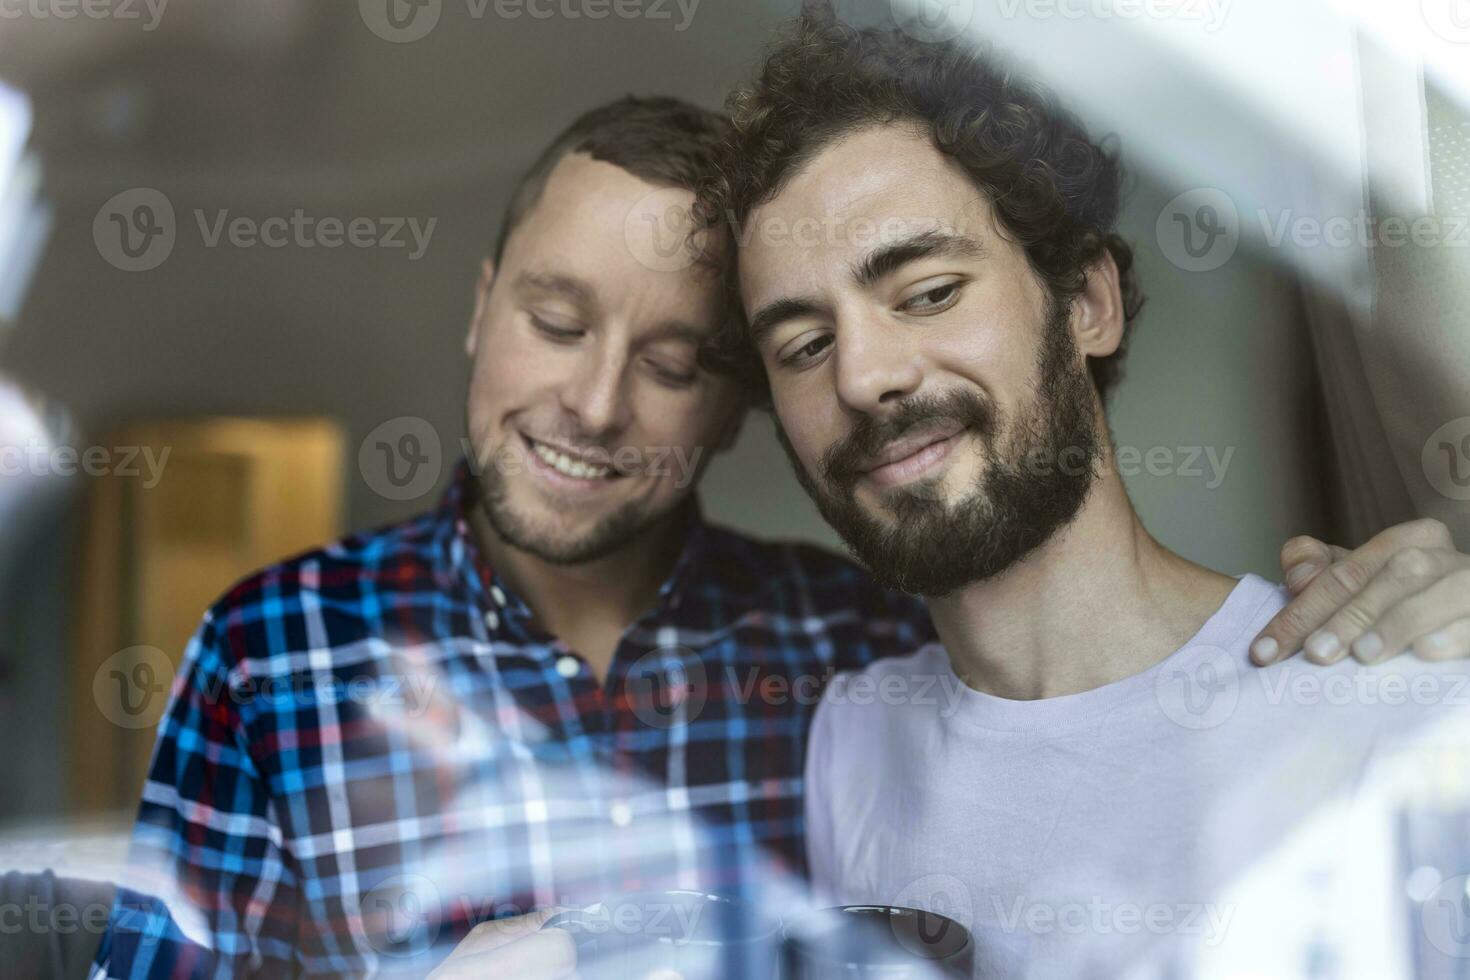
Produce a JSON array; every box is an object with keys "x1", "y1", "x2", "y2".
[
  {"x1": 1278, "y1": 536, "x2": 1342, "y2": 595},
  {"x1": 429, "y1": 907, "x2": 566, "y2": 976},
  {"x1": 1352, "y1": 566, "x2": 1470, "y2": 663},
  {"x1": 1300, "y1": 549, "x2": 1464, "y2": 665},
  {"x1": 1411, "y1": 618, "x2": 1470, "y2": 661},
  {"x1": 1347, "y1": 519, "x2": 1455, "y2": 568},
  {"x1": 1251, "y1": 556, "x2": 1373, "y2": 665},
  {"x1": 1256, "y1": 519, "x2": 1460, "y2": 666},
  {"x1": 430, "y1": 928, "x2": 577, "y2": 980}
]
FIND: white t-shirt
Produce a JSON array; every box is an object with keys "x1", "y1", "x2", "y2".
[{"x1": 805, "y1": 574, "x2": 1470, "y2": 979}]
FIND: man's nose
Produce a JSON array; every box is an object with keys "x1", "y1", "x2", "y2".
[
  {"x1": 560, "y1": 347, "x2": 631, "y2": 437},
  {"x1": 833, "y1": 310, "x2": 924, "y2": 415}
]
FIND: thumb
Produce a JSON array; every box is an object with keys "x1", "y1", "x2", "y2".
[{"x1": 1278, "y1": 535, "x2": 1350, "y2": 594}]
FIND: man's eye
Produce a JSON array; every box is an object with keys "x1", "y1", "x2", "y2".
[
  {"x1": 647, "y1": 359, "x2": 697, "y2": 388},
  {"x1": 900, "y1": 282, "x2": 963, "y2": 315},
  {"x1": 781, "y1": 334, "x2": 833, "y2": 367},
  {"x1": 530, "y1": 314, "x2": 584, "y2": 341}
]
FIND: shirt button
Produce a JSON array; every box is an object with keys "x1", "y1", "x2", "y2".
[
  {"x1": 490, "y1": 585, "x2": 507, "y2": 607},
  {"x1": 609, "y1": 801, "x2": 633, "y2": 827},
  {"x1": 483, "y1": 610, "x2": 499, "y2": 631},
  {"x1": 555, "y1": 655, "x2": 580, "y2": 679}
]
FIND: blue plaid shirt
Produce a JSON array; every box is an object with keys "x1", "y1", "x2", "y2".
[{"x1": 94, "y1": 463, "x2": 933, "y2": 978}]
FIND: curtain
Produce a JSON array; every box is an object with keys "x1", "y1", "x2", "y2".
[{"x1": 1296, "y1": 33, "x2": 1470, "y2": 549}]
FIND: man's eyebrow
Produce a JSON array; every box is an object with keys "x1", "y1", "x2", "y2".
[
  {"x1": 513, "y1": 271, "x2": 597, "y2": 308},
  {"x1": 744, "y1": 231, "x2": 986, "y2": 350},
  {"x1": 641, "y1": 321, "x2": 709, "y2": 348},
  {"x1": 747, "y1": 297, "x2": 826, "y2": 350},
  {"x1": 851, "y1": 230, "x2": 986, "y2": 287}
]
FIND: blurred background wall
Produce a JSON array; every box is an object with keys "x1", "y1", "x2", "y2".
[{"x1": 3, "y1": 0, "x2": 1466, "y2": 827}]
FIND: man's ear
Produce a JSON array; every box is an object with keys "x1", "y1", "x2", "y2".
[
  {"x1": 1070, "y1": 250, "x2": 1124, "y2": 361},
  {"x1": 465, "y1": 257, "x2": 497, "y2": 358}
]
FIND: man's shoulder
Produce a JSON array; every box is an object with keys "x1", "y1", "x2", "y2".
[
  {"x1": 823, "y1": 643, "x2": 950, "y2": 705},
  {"x1": 197, "y1": 510, "x2": 445, "y2": 651}
]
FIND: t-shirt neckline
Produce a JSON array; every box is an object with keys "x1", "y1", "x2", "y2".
[{"x1": 933, "y1": 573, "x2": 1281, "y2": 734}]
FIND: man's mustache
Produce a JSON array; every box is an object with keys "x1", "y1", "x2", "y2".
[{"x1": 820, "y1": 390, "x2": 996, "y2": 490}]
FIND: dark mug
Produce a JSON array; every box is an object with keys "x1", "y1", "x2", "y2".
[
  {"x1": 542, "y1": 889, "x2": 781, "y2": 979},
  {"x1": 781, "y1": 904, "x2": 975, "y2": 979}
]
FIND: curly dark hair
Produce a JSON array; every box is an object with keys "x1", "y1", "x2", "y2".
[{"x1": 696, "y1": 12, "x2": 1146, "y2": 405}]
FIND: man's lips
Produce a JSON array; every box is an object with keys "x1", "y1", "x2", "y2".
[
  {"x1": 522, "y1": 433, "x2": 618, "y2": 466},
  {"x1": 520, "y1": 433, "x2": 629, "y2": 480},
  {"x1": 859, "y1": 423, "x2": 966, "y2": 488}
]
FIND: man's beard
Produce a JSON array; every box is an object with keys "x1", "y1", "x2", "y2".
[
  {"x1": 466, "y1": 428, "x2": 659, "y2": 566},
  {"x1": 776, "y1": 300, "x2": 1101, "y2": 597}
]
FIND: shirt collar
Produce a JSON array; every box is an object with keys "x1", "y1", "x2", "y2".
[{"x1": 433, "y1": 458, "x2": 710, "y2": 628}]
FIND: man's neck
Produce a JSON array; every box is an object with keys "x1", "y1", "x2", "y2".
[
  {"x1": 927, "y1": 468, "x2": 1237, "y2": 701},
  {"x1": 468, "y1": 502, "x2": 691, "y2": 681}
]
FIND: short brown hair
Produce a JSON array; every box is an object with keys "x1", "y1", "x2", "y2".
[
  {"x1": 493, "y1": 95, "x2": 732, "y2": 263},
  {"x1": 697, "y1": 13, "x2": 1146, "y2": 404}
]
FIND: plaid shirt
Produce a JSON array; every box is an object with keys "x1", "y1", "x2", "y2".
[{"x1": 94, "y1": 463, "x2": 933, "y2": 978}]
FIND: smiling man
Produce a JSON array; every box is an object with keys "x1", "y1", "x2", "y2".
[
  {"x1": 91, "y1": 96, "x2": 939, "y2": 979},
  {"x1": 693, "y1": 12, "x2": 1470, "y2": 978},
  {"x1": 93, "y1": 79, "x2": 1470, "y2": 980}
]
